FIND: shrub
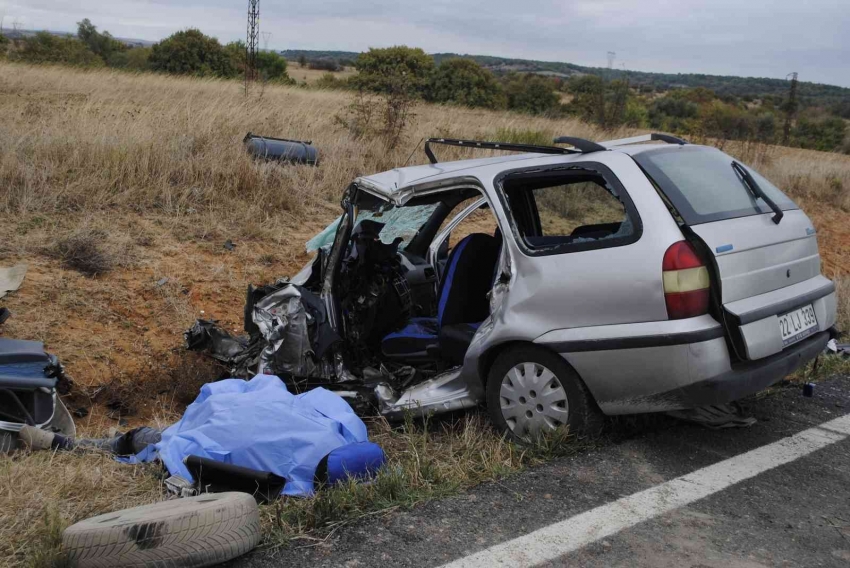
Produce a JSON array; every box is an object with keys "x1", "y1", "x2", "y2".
[
  {"x1": 124, "y1": 46, "x2": 151, "y2": 71},
  {"x1": 698, "y1": 101, "x2": 754, "y2": 142},
  {"x1": 335, "y1": 85, "x2": 415, "y2": 150},
  {"x1": 649, "y1": 95, "x2": 699, "y2": 131},
  {"x1": 148, "y1": 29, "x2": 236, "y2": 78},
  {"x1": 307, "y1": 58, "x2": 340, "y2": 72},
  {"x1": 224, "y1": 41, "x2": 291, "y2": 83},
  {"x1": 12, "y1": 32, "x2": 104, "y2": 68},
  {"x1": 256, "y1": 50, "x2": 293, "y2": 83},
  {"x1": 53, "y1": 230, "x2": 115, "y2": 276},
  {"x1": 566, "y1": 76, "x2": 636, "y2": 127},
  {"x1": 793, "y1": 117, "x2": 847, "y2": 152},
  {"x1": 503, "y1": 73, "x2": 560, "y2": 115},
  {"x1": 426, "y1": 58, "x2": 506, "y2": 110},
  {"x1": 624, "y1": 99, "x2": 649, "y2": 127},
  {"x1": 314, "y1": 72, "x2": 349, "y2": 90}
]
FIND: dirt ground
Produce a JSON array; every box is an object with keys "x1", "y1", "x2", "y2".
[{"x1": 2, "y1": 213, "x2": 329, "y2": 429}]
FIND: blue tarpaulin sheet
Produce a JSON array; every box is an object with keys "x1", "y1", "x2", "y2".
[{"x1": 124, "y1": 374, "x2": 371, "y2": 496}]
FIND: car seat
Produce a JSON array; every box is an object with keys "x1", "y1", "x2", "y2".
[{"x1": 381, "y1": 233, "x2": 500, "y2": 365}]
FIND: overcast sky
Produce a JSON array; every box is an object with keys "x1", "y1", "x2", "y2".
[{"x1": 3, "y1": 0, "x2": 849, "y2": 87}]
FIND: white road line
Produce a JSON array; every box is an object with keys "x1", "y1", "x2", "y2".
[{"x1": 440, "y1": 414, "x2": 850, "y2": 568}]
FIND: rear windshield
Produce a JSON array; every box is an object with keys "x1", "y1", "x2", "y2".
[{"x1": 633, "y1": 146, "x2": 798, "y2": 225}]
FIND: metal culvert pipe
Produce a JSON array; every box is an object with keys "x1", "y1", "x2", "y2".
[{"x1": 244, "y1": 132, "x2": 319, "y2": 166}]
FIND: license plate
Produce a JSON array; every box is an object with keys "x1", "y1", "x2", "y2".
[{"x1": 778, "y1": 304, "x2": 818, "y2": 346}]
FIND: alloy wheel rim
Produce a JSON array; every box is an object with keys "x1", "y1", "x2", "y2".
[{"x1": 499, "y1": 362, "x2": 569, "y2": 435}]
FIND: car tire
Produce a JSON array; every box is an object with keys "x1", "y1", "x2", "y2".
[
  {"x1": 61, "y1": 492, "x2": 260, "y2": 568},
  {"x1": 486, "y1": 345, "x2": 603, "y2": 440}
]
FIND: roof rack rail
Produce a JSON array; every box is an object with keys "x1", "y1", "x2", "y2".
[
  {"x1": 424, "y1": 137, "x2": 578, "y2": 164},
  {"x1": 552, "y1": 136, "x2": 607, "y2": 153},
  {"x1": 600, "y1": 133, "x2": 688, "y2": 148}
]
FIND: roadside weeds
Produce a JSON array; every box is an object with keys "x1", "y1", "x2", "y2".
[{"x1": 2, "y1": 412, "x2": 590, "y2": 568}]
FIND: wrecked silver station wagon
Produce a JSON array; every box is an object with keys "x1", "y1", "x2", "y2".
[{"x1": 188, "y1": 134, "x2": 839, "y2": 437}]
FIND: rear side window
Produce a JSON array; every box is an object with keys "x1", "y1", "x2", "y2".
[
  {"x1": 534, "y1": 180, "x2": 629, "y2": 239},
  {"x1": 633, "y1": 146, "x2": 798, "y2": 225},
  {"x1": 498, "y1": 164, "x2": 641, "y2": 256}
]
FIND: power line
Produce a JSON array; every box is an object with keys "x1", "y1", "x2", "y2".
[
  {"x1": 782, "y1": 72, "x2": 798, "y2": 146},
  {"x1": 245, "y1": 0, "x2": 260, "y2": 94}
]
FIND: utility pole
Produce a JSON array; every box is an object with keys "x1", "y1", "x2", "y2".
[
  {"x1": 245, "y1": 0, "x2": 260, "y2": 95},
  {"x1": 261, "y1": 31, "x2": 272, "y2": 51},
  {"x1": 607, "y1": 51, "x2": 616, "y2": 70},
  {"x1": 782, "y1": 72, "x2": 798, "y2": 145}
]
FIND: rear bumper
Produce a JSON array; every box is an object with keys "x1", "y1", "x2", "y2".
[
  {"x1": 670, "y1": 329, "x2": 830, "y2": 408},
  {"x1": 547, "y1": 319, "x2": 831, "y2": 415}
]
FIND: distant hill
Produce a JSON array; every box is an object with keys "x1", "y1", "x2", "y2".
[
  {"x1": 280, "y1": 49, "x2": 850, "y2": 109},
  {"x1": 4, "y1": 29, "x2": 154, "y2": 48}
]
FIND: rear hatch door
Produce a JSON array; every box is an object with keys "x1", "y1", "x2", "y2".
[{"x1": 631, "y1": 145, "x2": 835, "y2": 360}]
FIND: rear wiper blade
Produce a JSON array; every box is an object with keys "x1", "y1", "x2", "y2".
[{"x1": 731, "y1": 161, "x2": 783, "y2": 224}]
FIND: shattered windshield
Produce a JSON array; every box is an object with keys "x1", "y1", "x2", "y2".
[{"x1": 306, "y1": 203, "x2": 439, "y2": 253}]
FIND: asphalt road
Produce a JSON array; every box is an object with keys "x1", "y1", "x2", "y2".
[{"x1": 237, "y1": 375, "x2": 850, "y2": 568}]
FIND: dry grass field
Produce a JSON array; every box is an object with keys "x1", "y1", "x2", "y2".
[{"x1": 0, "y1": 62, "x2": 848, "y2": 566}]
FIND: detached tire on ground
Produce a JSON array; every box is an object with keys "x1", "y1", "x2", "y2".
[
  {"x1": 62, "y1": 492, "x2": 261, "y2": 568},
  {"x1": 486, "y1": 345, "x2": 604, "y2": 440}
]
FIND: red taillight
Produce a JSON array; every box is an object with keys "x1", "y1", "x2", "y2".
[{"x1": 663, "y1": 241, "x2": 710, "y2": 319}]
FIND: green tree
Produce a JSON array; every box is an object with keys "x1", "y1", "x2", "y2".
[
  {"x1": 76, "y1": 18, "x2": 126, "y2": 64},
  {"x1": 12, "y1": 32, "x2": 103, "y2": 67},
  {"x1": 224, "y1": 40, "x2": 246, "y2": 73},
  {"x1": 426, "y1": 57, "x2": 506, "y2": 109},
  {"x1": 148, "y1": 29, "x2": 236, "y2": 77},
  {"x1": 503, "y1": 73, "x2": 560, "y2": 115},
  {"x1": 354, "y1": 46, "x2": 434, "y2": 96}
]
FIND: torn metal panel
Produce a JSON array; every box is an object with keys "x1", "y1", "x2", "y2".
[
  {"x1": 253, "y1": 285, "x2": 315, "y2": 377},
  {"x1": 378, "y1": 367, "x2": 479, "y2": 420},
  {"x1": 0, "y1": 264, "x2": 26, "y2": 299},
  {"x1": 184, "y1": 319, "x2": 260, "y2": 378}
]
